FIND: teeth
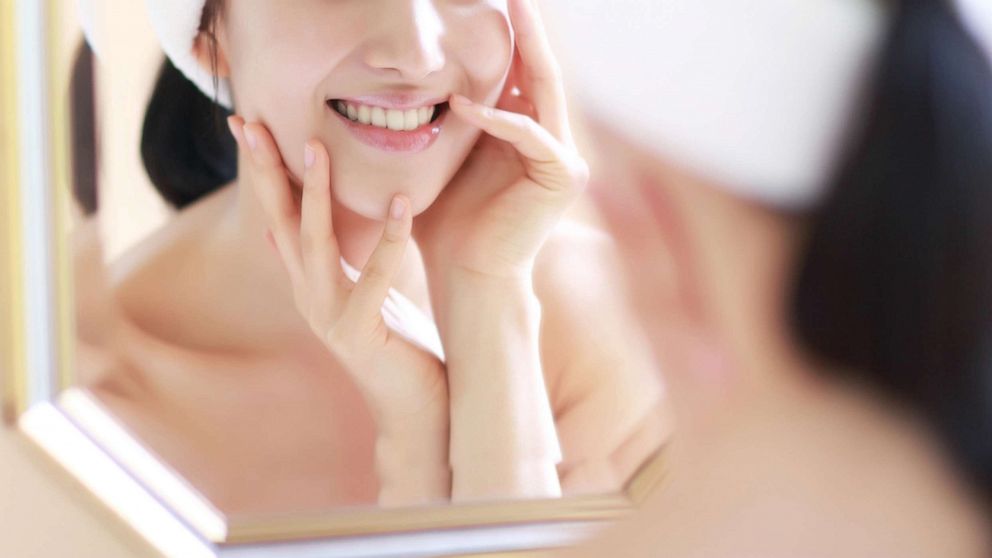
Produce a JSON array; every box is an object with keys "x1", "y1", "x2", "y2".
[
  {"x1": 386, "y1": 109, "x2": 405, "y2": 131},
  {"x1": 371, "y1": 106, "x2": 387, "y2": 127},
  {"x1": 334, "y1": 100, "x2": 440, "y2": 130},
  {"x1": 404, "y1": 109, "x2": 419, "y2": 131}
]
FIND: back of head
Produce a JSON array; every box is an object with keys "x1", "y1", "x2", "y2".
[
  {"x1": 793, "y1": 0, "x2": 992, "y2": 500},
  {"x1": 548, "y1": 0, "x2": 992, "y2": 502},
  {"x1": 139, "y1": 58, "x2": 236, "y2": 210}
]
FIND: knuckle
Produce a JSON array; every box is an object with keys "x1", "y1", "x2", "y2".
[
  {"x1": 324, "y1": 323, "x2": 351, "y2": 351},
  {"x1": 381, "y1": 227, "x2": 406, "y2": 244},
  {"x1": 521, "y1": 115, "x2": 543, "y2": 136},
  {"x1": 361, "y1": 263, "x2": 389, "y2": 285},
  {"x1": 325, "y1": 323, "x2": 373, "y2": 362},
  {"x1": 303, "y1": 177, "x2": 328, "y2": 200},
  {"x1": 306, "y1": 310, "x2": 327, "y2": 338},
  {"x1": 531, "y1": 61, "x2": 563, "y2": 84},
  {"x1": 300, "y1": 226, "x2": 331, "y2": 253}
]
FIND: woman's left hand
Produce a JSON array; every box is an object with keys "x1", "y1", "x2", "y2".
[{"x1": 414, "y1": 0, "x2": 588, "y2": 282}]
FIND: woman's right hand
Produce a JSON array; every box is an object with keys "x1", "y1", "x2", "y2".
[{"x1": 227, "y1": 116, "x2": 451, "y2": 505}]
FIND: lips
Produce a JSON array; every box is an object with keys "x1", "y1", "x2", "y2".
[{"x1": 327, "y1": 98, "x2": 450, "y2": 154}]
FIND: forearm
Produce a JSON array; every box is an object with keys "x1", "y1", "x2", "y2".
[
  {"x1": 432, "y1": 270, "x2": 562, "y2": 501},
  {"x1": 340, "y1": 350, "x2": 452, "y2": 506},
  {"x1": 373, "y1": 404, "x2": 452, "y2": 506}
]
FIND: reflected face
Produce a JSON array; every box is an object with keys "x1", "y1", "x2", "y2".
[{"x1": 217, "y1": 0, "x2": 513, "y2": 219}]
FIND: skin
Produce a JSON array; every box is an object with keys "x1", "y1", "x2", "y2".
[
  {"x1": 78, "y1": 0, "x2": 668, "y2": 514},
  {"x1": 554, "y1": 119, "x2": 991, "y2": 557},
  {"x1": 211, "y1": 0, "x2": 514, "y2": 219}
]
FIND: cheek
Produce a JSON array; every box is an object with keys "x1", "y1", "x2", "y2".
[
  {"x1": 240, "y1": 59, "x2": 322, "y2": 182},
  {"x1": 449, "y1": 10, "x2": 513, "y2": 102},
  {"x1": 224, "y1": 11, "x2": 356, "y2": 179}
]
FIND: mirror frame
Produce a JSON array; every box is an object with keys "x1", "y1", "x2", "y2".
[{"x1": 0, "y1": 1, "x2": 668, "y2": 556}]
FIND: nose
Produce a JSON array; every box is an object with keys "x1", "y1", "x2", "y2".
[{"x1": 362, "y1": 0, "x2": 446, "y2": 80}]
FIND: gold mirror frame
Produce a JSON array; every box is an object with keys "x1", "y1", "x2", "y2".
[{"x1": 0, "y1": 1, "x2": 667, "y2": 556}]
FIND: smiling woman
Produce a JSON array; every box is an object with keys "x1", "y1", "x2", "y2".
[
  {"x1": 66, "y1": 0, "x2": 669, "y2": 528},
  {"x1": 191, "y1": 0, "x2": 513, "y2": 218}
]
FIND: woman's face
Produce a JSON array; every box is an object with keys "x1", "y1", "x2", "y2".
[{"x1": 216, "y1": 0, "x2": 513, "y2": 218}]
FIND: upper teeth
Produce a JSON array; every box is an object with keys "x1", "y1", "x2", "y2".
[{"x1": 334, "y1": 101, "x2": 436, "y2": 131}]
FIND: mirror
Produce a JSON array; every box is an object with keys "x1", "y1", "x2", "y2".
[{"x1": 2, "y1": 1, "x2": 671, "y2": 556}]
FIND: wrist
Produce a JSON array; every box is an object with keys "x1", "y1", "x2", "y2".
[
  {"x1": 336, "y1": 344, "x2": 449, "y2": 432},
  {"x1": 375, "y1": 406, "x2": 452, "y2": 506},
  {"x1": 430, "y1": 265, "x2": 539, "y2": 322},
  {"x1": 420, "y1": 238, "x2": 537, "y2": 289},
  {"x1": 431, "y1": 270, "x2": 542, "y2": 360},
  {"x1": 365, "y1": 373, "x2": 449, "y2": 434}
]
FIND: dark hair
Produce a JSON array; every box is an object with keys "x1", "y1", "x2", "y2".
[
  {"x1": 140, "y1": 0, "x2": 235, "y2": 209},
  {"x1": 70, "y1": 41, "x2": 98, "y2": 215},
  {"x1": 792, "y1": 0, "x2": 992, "y2": 500}
]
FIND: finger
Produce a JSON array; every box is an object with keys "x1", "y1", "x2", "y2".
[
  {"x1": 449, "y1": 95, "x2": 587, "y2": 193},
  {"x1": 338, "y1": 195, "x2": 412, "y2": 335},
  {"x1": 508, "y1": 0, "x2": 572, "y2": 144},
  {"x1": 300, "y1": 140, "x2": 344, "y2": 319},
  {"x1": 237, "y1": 120, "x2": 306, "y2": 289}
]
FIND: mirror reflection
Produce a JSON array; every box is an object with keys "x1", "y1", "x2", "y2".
[{"x1": 69, "y1": 0, "x2": 670, "y2": 518}]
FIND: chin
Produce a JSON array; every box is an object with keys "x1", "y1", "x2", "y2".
[
  {"x1": 408, "y1": 185, "x2": 448, "y2": 217},
  {"x1": 331, "y1": 171, "x2": 448, "y2": 221},
  {"x1": 327, "y1": 129, "x2": 479, "y2": 220}
]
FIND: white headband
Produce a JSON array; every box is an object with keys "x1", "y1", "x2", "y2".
[
  {"x1": 78, "y1": 0, "x2": 989, "y2": 210},
  {"x1": 145, "y1": 0, "x2": 233, "y2": 108},
  {"x1": 76, "y1": 0, "x2": 231, "y2": 107},
  {"x1": 547, "y1": 0, "x2": 888, "y2": 209}
]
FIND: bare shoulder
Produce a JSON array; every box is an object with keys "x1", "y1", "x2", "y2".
[
  {"x1": 73, "y1": 189, "x2": 226, "y2": 390},
  {"x1": 105, "y1": 185, "x2": 234, "y2": 333},
  {"x1": 108, "y1": 186, "x2": 231, "y2": 292},
  {"x1": 533, "y1": 218, "x2": 670, "y2": 491},
  {"x1": 531, "y1": 216, "x2": 659, "y2": 398},
  {"x1": 532, "y1": 216, "x2": 652, "y2": 349},
  {"x1": 533, "y1": 219, "x2": 629, "y2": 326}
]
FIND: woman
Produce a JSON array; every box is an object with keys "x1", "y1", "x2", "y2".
[
  {"x1": 76, "y1": 0, "x2": 668, "y2": 514},
  {"x1": 544, "y1": 0, "x2": 992, "y2": 555}
]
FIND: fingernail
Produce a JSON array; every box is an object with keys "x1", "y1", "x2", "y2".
[
  {"x1": 244, "y1": 126, "x2": 258, "y2": 151},
  {"x1": 450, "y1": 94, "x2": 472, "y2": 106},
  {"x1": 390, "y1": 196, "x2": 406, "y2": 220},
  {"x1": 304, "y1": 144, "x2": 316, "y2": 169}
]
